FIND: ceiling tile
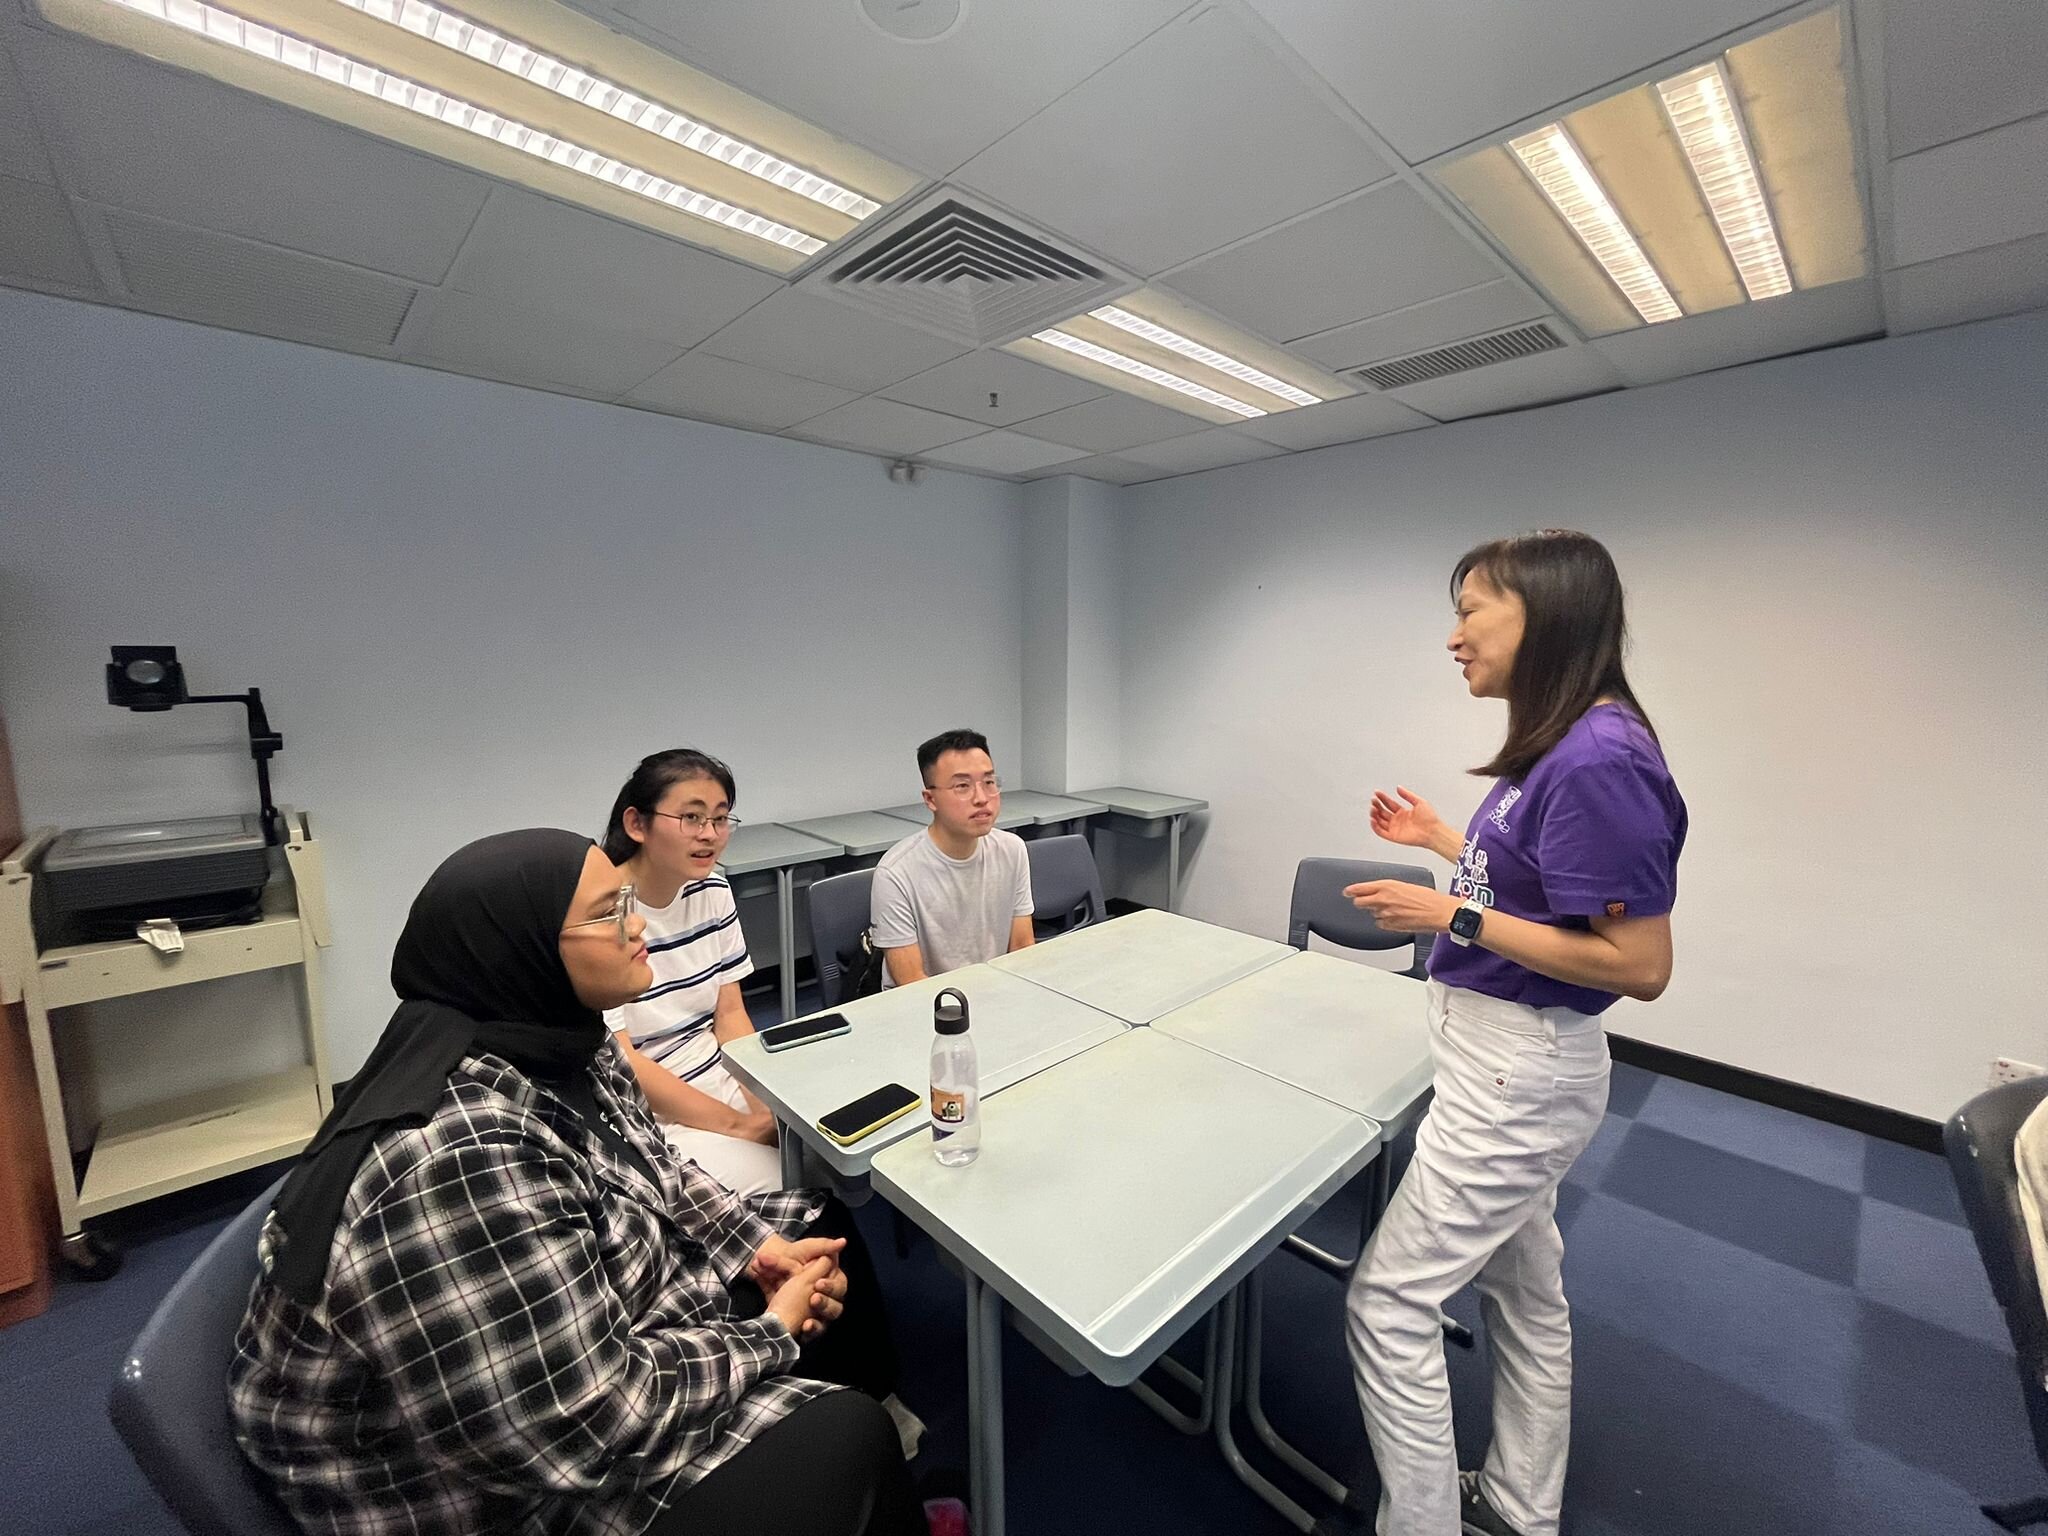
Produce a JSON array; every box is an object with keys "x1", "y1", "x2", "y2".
[
  {"x1": 880, "y1": 350, "x2": 1109, "y2": 426},
  {"x1": 1014, "y1": 392, "x2": 1212, "y2": 453},
  {"x1": 0, "y1": 38, "x2": 55, "y2": 184},
  {"x1": 920, "y1": 430, "x2": 1089, "y2": 475},
  {"x1": 1234, "y1": 392, "x2": 1433, "y2": 450},
  {"x1": 1886, "y1": 231, "x2": 2048, "y2": 334},
  {"x1": 957, "y1": 6, "x2": 1392, "y2": 275},
  {"x1": 1026, "y1": 453, "x2": 1163, "y2": 485},
  {"x1": 1164, "y1": 182, "x2": 1505, "y2": 343},
  {"x1": 1241, "y1": 0, "x2": 1787, "y2": 162},
  {"x1": 1116, "y1": 427, "x2": 1288, "y2": 474},
  {"x1": 622, "y1": 351, "x2": 858, "y2": 431},
  {"x1": 0, "y1": 175, "x2": 96, "y2": 294},
  {"x1": 1884, "y1": 0, "x2": 2048, "y2": 158},
  {"x1": 1384, "y1": 344, "x2": 1624, "y2": 421},
  {"x1": 17, "y1": 28, "x2": 488, "y2": 283},
  {"x1": 1292, "y1": 280, "x2": 1550, "y2": 371},
  {"x1": 788, "y1": 397, "x2": 985, "y2": 455},
  {"x1": 1889, "y1": 112, "x2": 2048, "y2": 268},
  {"x1": 697, "y1": 289, "x2": 967, "y2": 392},
  {"x1": 406, "y1": 289, "x2": 687, "y2": 399},
  {"x1": 613, "y1": 0, "x2": 1190, "y2": 175},
  {"x1": 99, "y1": 206, "x2": 417, "y2": 350},
  {"x1": 445, "y1": 190, "x2": 781, "y2": 349},
  {"x1": 1590, "y1": 279, "x2": 1883, "y2": 386}
]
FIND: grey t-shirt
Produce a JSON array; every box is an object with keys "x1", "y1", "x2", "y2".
[{"x1": 870, "y1": 827, "x2": 1033, "y2": 984}]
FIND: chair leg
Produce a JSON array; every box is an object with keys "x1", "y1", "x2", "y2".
[
  {"x1": 892, "y1": 1207, "x2": 915, "y2": 1260},
  {"x1": 1984, "y1": 1495, "x2": 2048, "y2": 1530}
]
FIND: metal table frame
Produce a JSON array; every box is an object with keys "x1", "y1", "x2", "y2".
[
  {"x1": 1068, "y1": 786, "x2": 1208, "y2": 911},
  {"x1": 719, "y1": 822, "x2": 841, "y2": 1020}
]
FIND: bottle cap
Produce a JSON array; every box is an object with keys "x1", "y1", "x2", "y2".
[{"x1": 934, "y1": 986, "x2": 969, "y2": 1035}]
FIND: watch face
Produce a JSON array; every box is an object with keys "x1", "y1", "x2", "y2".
[{"x1": 1451, "y1": 905, "x2": 1483, "y2": 940}]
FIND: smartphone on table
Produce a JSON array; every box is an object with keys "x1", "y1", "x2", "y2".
[
  {"x1": 760, "y1": 1011, "x2": 852, "y2": 1053},
  {"x1": 817, "y1": 1083, "x2": 921, "y2": 1146}
]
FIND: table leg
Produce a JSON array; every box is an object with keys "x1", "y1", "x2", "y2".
[
  {"x1": 964, "y1": 1273, "x2": 1005, "y2": 1536},
  {"x1": 1243, "y1": 1267, "x2": 1351, "y2": 1505},
  {"x1": 777, "y1": 1124, "x2": 804, "y2": 1189},
  {"x1": 776, "y1": 867, "x2": 797, "y2": 1021},
  {"x1": 1166, "y1": 814, "x2": 1182, "y2": 912},
  {"x1": 1211, "y1": 1284, "x2": 1315, "y2": 1531}
]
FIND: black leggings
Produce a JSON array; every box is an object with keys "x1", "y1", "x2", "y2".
[{"x1": 647, "y1": 1389, "x2": 924, "y2": 1536}]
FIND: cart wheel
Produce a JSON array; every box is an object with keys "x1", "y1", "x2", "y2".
[{"x1": 60, "y1": 1230, "x2": 123, "y2": 1282}]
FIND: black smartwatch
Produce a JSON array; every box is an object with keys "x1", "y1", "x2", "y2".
[{"x1": 1447, "y1": 898, "x2": 1486, "y2": 947}]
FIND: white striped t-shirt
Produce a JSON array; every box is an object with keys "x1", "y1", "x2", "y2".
[{"x1": 603, "y1": 875, "x2": 754, "y2": 1083}]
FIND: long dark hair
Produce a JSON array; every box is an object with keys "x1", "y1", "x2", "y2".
[
  {"x1": 1454, "y1": 529, "x2": 1656, "y2": 781},
  {"x1": 602, "y1": 749, "x2": 737, "y2": 864}
]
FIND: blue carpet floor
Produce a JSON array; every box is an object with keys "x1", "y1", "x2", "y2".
[{"x1": 0, "y1": 993, "x2": 2028, "y2": 1536}]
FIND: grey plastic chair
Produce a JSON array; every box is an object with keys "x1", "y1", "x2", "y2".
[
  {"x1": 805, "y1": 867, "x2": 876, "y2": 1009},
  {"x1": 1027, "y1": 834, "x2": 1107, "y2": 940},
  {"x1": 1947, "y1": 1077, "x2": 2048, "y2": 1531},
  {"x1": 109, "y1": 1177, "x2": 297, "y2": 1536},
  {"x1": 1288, "y1": 857, "x2": 1436, "y2": 979}
]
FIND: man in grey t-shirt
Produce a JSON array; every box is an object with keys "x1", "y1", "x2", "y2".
[{"x1": 871, "y1": 728, "x2": 1035, "y2": 987}]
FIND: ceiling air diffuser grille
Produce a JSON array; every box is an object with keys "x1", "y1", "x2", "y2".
[
  {"x1": 1351, "y1": 321, "x2": 1565, "y2": 390},
  {"x1": 806, "y1": 190, "x2": 1131, "y2": 346}
]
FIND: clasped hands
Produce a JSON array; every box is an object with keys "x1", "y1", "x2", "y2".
[{"x1": 748, "y1": 1233, "x2": 848, "y2": 1342}]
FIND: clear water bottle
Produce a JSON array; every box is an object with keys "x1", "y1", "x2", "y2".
[{"x1": 930, "y1": 986, "x2": 980, "y2": 1165}]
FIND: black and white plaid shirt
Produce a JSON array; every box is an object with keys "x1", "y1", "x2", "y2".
[{"x1": 230, "y1": 1040, "x2": 830, "y2": 1536}]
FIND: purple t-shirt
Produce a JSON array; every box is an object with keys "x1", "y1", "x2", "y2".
[{"x1": 1428, "y1": 704, "x2": 1687, "y2": 1015}]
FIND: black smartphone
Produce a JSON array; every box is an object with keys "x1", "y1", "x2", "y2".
[
  {"x1": 816, "y1": 1082, "x2": 921, "y2": 1146},
  {"x1": 759, "y1": 1011, "x2": 852, "y2": 1053}
]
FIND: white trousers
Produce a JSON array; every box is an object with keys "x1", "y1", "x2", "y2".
[
  {"x1": 1345, "y1": 981, "x2": 1609, "y2": 1536},
  {"x1": 658, "y1": 1061, "x2": 784, "y2": 1199}
]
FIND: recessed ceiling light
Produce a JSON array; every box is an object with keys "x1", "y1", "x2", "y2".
[
  {"x1": 1088, "y1": 305, "x2": 1324, "y2": 408},
  {"x1": 1031, "y1": 329, "x2": 1268, "y2": 418},
  {"x1": 1510, "y1": 122, "x2": 1682, "y2": 325},
  {"x1": 100, "y1": 0, "x2": 824, "y2": 254},
  {"x1": 337, "y1": 0, "x2": 880, "y2": 220},
  {"x1": 1657, "y1": 60, "x2": 1792, "y2": 302}
]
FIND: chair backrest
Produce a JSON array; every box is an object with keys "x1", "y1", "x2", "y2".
[
  {"x1": 1027, "y1": 834, "x2": 1107, "y2": 940},
  {"x1": 109, "y1": 1177, "x2": 299, "y2": 1536},
  {"x1": 1287, "y1": 857, "x2": 1436, "y2": 979},
  {"x1": 806, "y1": 867, "x2": 876, "y2": 1009},
  {"x1": 1947, "y1": 1077, "x2": 2048, "y2": 1472}
]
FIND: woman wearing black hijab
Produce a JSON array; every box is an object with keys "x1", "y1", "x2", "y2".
[{"x1": 229, "y1": 829, "x2": 926, "y2": 1536}]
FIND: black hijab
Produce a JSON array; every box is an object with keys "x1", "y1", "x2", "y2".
[{"x1": 269, "y1": 828, "x2": 650, "y2": 1303}]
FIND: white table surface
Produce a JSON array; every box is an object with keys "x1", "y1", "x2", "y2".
[
  {"x1": 993, "y1": 791, "x2": 1108, "y2": 824},
  {"x1": 1152, "y1": 950, "x2": 1436, "y2": 1138},
  {"x1": 721, "y1": 964, "x2": 1126, "y2": 1175},
  {"x1": 989, "y1": 908, "x2": 1293, "y2": 1025},
  {"x1": 870, "y1": 1028, "x2": 1379, "y2": 1383},
  {"x1": 1069, "y1": 786, "x2": 1209, "y2": 819},
  {"x1": 877, "y1": 802, "x2": 1036, "y2": 831},
  {"x1": 719, "y1": 822, "x2": 842, "y2": 876}
]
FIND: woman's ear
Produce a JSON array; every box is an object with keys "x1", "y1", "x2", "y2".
[{"x1": 621, "y1": 807, "x2": 649, "y2": 848}]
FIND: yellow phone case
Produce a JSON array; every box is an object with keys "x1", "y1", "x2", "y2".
[{"x1": 818, "y1": 1094, "x2": 920, "y2": 1147}]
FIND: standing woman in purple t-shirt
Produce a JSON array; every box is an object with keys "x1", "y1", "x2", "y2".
[{"x1": 1341, "y1": 529, "x2": 1687, "y2": 1536}]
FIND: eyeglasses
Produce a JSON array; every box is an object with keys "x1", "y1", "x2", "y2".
[
  {"x1": 648, "y1": 810, "x2": 744, "y2": 836},
  {"x1": 928, "y1": 776, "x2": 1002, "y2": 799},
  {"x1": 565, "y1": 884, "x2": 637, "y2": 944}
]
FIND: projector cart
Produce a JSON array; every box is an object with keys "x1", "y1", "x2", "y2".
[{"x1": 0, "y1": 807, "x2": 332, "y2": 1276}]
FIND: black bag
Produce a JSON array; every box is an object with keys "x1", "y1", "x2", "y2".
[{"x1": 839, "y1": 927, "x2": 886, "y2": 1002}]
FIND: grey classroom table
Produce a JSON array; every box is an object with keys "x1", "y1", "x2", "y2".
[
  {"x1": 985, "y1": 790, "x2": 1108, "y2": 833},
  {"x1": 784, "y1": 810, "x2": 922, "y2": 860},
  {"x1": 720, "y1": 822, "x2": 841, "y2": 1020},
  {"x1": 1068, "y1": 785, "x2": 1208, "y2": 910},
  {"x1": 876, "y1": 801, "x2": 1036, "y2": 831},
  {"x1": 989, "y1": 906, "x2": 1292, "y2": 1025},
  {"x1": 871, "y1": 1027, "x2": 1380, "y2": 1536},
  {"x1": 1152, "y1": 949, "x2": 1439, "y2": 1520},
  {"x1": 719, "y1": 963, "x2": 1125, "y2": 1180}
]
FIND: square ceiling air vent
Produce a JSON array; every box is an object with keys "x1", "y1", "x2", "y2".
[
  {"x1": 1350, "y1": 321, "x2": 1566, "y2": 391},
  {"x1": 801, "y1": 188, "x2": 1135, "y2": 348}
]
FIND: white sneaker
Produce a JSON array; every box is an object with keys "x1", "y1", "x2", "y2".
[{"x1": 882, "y1": 1393, "x2": 926, "y2": 1460}]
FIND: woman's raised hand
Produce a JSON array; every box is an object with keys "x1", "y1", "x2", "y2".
[{"x1": 1369, "y1": 786, "x2": 1448, "y2": 850}]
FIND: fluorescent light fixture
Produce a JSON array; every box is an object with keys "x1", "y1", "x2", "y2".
[
  {"x1": 102, "y1": 0, "x2": 824, "y2": 254},
  {"x1": 1031, "y1": 329, "x2": 1268, "y2": 418},
  {"x1": 336, "y1": 0, "x2": 880, "y2": 220},
  {"x1": 1088, "y1": 306, "x2": 1323, "y2": 408},
  {"x1": 1657, "y1": 61, "x2": 1792, "y2": 302},
  {"x1": 1510, "y1": 122, "x2": 1682, "y2": 325}
]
